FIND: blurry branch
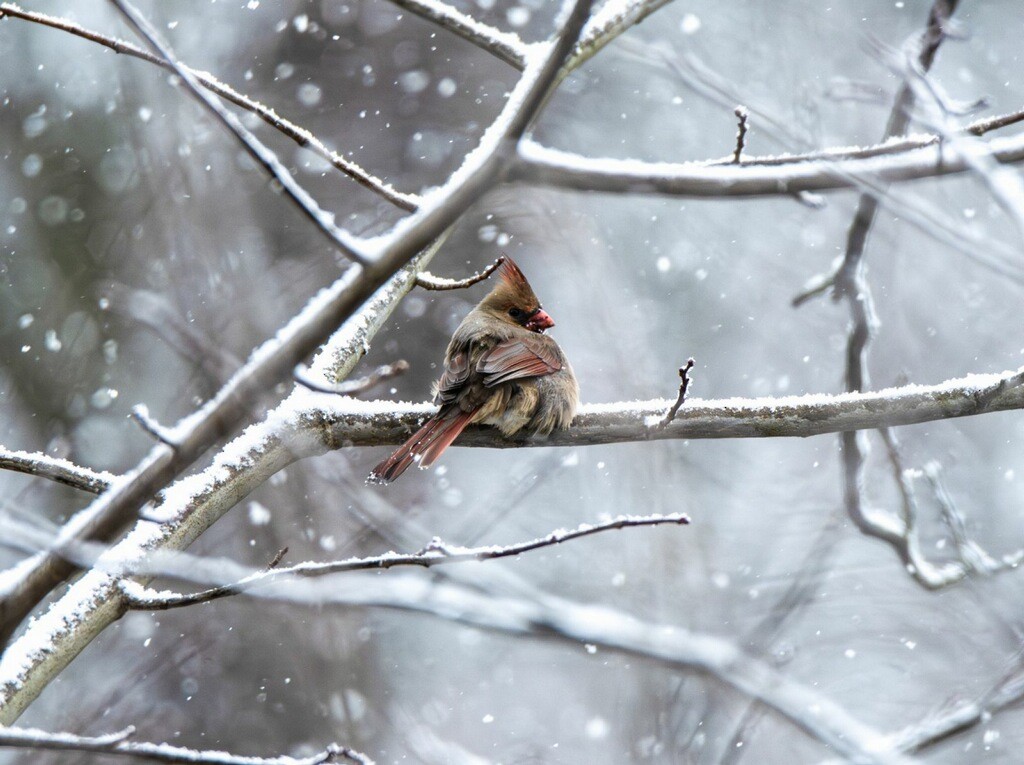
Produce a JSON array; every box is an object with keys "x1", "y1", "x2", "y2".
[
  {"x1": 415, "y1": 257, "x2": 505, "y2": 290},
  {"x1": 655, "y1": 358, "x2": 694, "y2": 429},
  {"x1": 893, "y1": 47, "x2": 1024, "y2": 242},
  {"x1": 102, "y1": 283, "x2": 241, "y2": 383},
  {"x1": 0, "y1": 0, "x2": 597, "y2": 715},
  {"x1": 0, "y1": 2, "x2": 417, "y2": 211},
  {"x1": 886, "y1": 655, "x2": 1024, "y2": 755},
  {"x1": 294, "y1": 360, "x2": 410, "y2": 396},
  {"x1": 129, "y1": 405, "x2": 179, "y2": 447},
  {"x1": 732, "y1": 106, "x2": 749, "y2": 164},
  {"x1": 123, "y1": 576, "x2": 906, "y2": 763},
  {"x1": 0, "y1": 447, "x2": 114, "y2": 495},
  {"x1": 389, "y1": 0, "x2": 529, "y2": 68},
  {"x1": 321, "y1": 366, "x2": 1024, "y2": 447},
  {"x1": 120, "y1": 513, "x2": 691, "y2": 610},
  {"x1": 0, "y1": 724, "x2": 371, "y2": 765},
  {"x1": 108, "y1": 0, "x2": 371, "y2": 266}
]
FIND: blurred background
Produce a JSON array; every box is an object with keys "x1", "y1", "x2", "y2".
[{"x1": 2, "y1": 0, "x2": 1024, "y2": 762}]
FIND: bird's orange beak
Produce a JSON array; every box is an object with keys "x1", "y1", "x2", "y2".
[{"x1": 525, "y1": 309, "x2": 554, "y2": 333}]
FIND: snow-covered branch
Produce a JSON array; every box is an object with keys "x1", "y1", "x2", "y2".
[
  {"x1": 512, "y1": 129, "x2": 1024, "y2": 198},
  {"x1": 320, "y1": 366, "x2": 1024, "y2": 447},
  {"x1": 0, "y1": 724, "x2": 371, "y2": 765},
  {"x1": 0, "y1": 447, "x2": 113, "y2": 495},
  {"x1": 389, "y1": 0, "x2": 529, "y2": 68}
]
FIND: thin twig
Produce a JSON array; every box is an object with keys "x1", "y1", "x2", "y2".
[
  {"x1": 0, "y1": 723, "x2": 371, "y2": 765},
  {"x1": 0, "y1": 3, "x2": 417, "y2": 211},
  {"x1": 0, "y1": 447, "x2": 114, "y2": 495},
  {"x1": 656, "y1": 359, "x2": 695, "y2": 429},
  {"x1": 129, "y1": 405, "x2": 179, "y2": 447},
  {"x1": 294, "y1": 360, "x2": 410, "y2": 396},
  {"x1": 120, "y1": 513, "x2": 691, "y2": 610},
  {"x1": 415, "y1": 256, "x2": 505, "y2": 290},
  {"x1": 732, "y1": 106, "x2": 749, "y2": 164}
]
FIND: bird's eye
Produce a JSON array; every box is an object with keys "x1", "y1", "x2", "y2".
[{"x1": 508, "y1": 307, "x2": 525, "y2": 321}]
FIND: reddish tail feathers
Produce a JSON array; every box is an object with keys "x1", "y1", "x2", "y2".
[{"x1": 369, "y1": 407, "x2": 475, "y2": 483}]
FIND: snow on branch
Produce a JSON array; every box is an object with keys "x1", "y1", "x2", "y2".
[
  {"x1": 0, "y1": 447, "x2": 113, "y2": 495},
  {"x1": 512, "y1": 129, "x2": 1024, "y2": 198},
  {"x1": 389, "y1": 0, "x2": 530, "y2": 68},
  {"x1": 319, "y1": 366, "x2": 1024, "y2": 448},
  {"x1": 0, "y1": 723, "x2": 372, "y2": 765},
  {"x1": 0, "y1": 3, "x2": 417, "y2": 211}
]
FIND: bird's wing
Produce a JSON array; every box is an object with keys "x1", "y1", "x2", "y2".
[
  {"x1": 435, "y1": 346, "x2": 471, "y2": 405},
  {"x1": 477, "y1": 336, "x2": 562, "y2": 387}
]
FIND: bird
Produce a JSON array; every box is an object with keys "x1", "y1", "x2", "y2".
[{"x1": 369, "y1": 256, "x2": 578, "y2": 483}]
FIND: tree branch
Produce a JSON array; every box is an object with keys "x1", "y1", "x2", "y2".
[
  {"x1": 321, "y1": 366, "x2": 1024, "y2": 448},
  {"x1": 512, "y1": 129, "x2": 1024, "y2": 198},
  {"x1": 0, "y1": 724, "x2": 371, "y2": 765},
  {"x1": 0, "y1": 447, "x2": 113, "y2": 495},
  {"x1": 388, "y1": 0, "x2": 529, "y2": 68},
  {"x1": 108, "y1": 0, "x2": 371, "y2": 266},
  {"x1": 120, "y1": 572, "x2": 909, "y2": 764},
  {"x1": 415, "y1": 256, "x2": 505, "y2": 290},
  {"x1": 120, "y1": 513, "x2": 691, "y2": 610}
]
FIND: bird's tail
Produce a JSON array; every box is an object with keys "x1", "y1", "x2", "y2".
[{"x1": 368, "y1": 407, "x2": 475, "y2": 483}]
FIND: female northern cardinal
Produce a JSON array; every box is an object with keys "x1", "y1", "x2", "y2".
[{"x1": 370, "y1": 257, "x2": 578, "y2": 483}]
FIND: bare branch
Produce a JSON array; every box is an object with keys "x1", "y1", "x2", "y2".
[
  {"x1": 0, "y1": 3, "x2": 417, "y2": 211},
  {"x1": 120, "y1": 513, "x2": 691, "y2": 610},
  {"x1": 294, "y1": 360, "x2": 410, "y2": 397},
  {"x1": 0, "y1": 723, "x2": 371, "y2": 765},
  {"x1": 656, "y1": 358, "x2": 695, "y2": 429},
  {"x1": 415, "y1": 256, "x2": 505, "y2": 291},
  {"x1": 732, "y1": 106, "x2": 749, "y2": 164},
  {"x1": 0, "y1": 447, "x2": 113, "y2": 495}
]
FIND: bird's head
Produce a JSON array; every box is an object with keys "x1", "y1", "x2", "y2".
[{"x1": 479, "y1": 257, "x2": 554, "y2": 333}]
